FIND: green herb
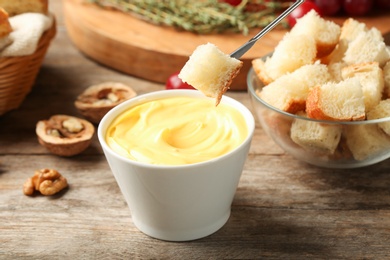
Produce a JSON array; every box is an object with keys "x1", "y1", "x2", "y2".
[{"x1": 88, "y1": 0, "x2": 290, "y2": 35}]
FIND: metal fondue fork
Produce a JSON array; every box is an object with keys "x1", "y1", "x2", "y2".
[{"x1": 230, "y1": 0, "x2": 304, "y2": 59}]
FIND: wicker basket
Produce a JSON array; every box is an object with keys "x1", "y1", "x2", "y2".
[{"x1": 0, "y1": 18, "x2": 57, "y2": 116}]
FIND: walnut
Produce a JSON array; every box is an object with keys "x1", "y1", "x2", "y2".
[
  {"x1": 75, "y1": 82, "x2": 137, "y2": 124},
  {"x1": 23, "y1": 168, "x2": 68, "y2": 196},
  {"x1": 62, "y1": 118, "x2": 84, "y2": 133},
  {"x1": 36, "y1": 115, "x2": 95, "y2": 157}
]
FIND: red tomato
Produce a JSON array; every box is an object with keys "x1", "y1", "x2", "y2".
[
  {"x1": 315, "y1": 0, "x2": 342, "y2": 16},
  {"x1": 221, "y1": 0, "x2": 242, "y2": 6},
  {"x1": 165, "y1": 72, "x2": 195, "y2": 90},
  {"x1": 343, "y1": 0, "x2": 373, "y2": 15},
  {"x1": 287, "y1": 1, "x2": 322, "y2": 27},
  {"x1": 375, "y1": 0, "x2": 390, "y2": 9}
]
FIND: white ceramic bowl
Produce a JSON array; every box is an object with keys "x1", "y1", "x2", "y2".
[
  {"x1": 248, "y1": 67, "x2": 390, "y2": 169},
  {"x1": 98, "y1": 89, "x2": 255, "y2": 241}
]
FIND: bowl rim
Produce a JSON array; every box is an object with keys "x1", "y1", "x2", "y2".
[
  {"x1": 247, "y1": 66, "x2": 390, "y2": 125},
  {"x1": 98, "y1": 89, "x2": 255, "y2": 169}
]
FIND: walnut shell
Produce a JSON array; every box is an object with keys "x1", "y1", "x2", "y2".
[
  {"x1": 36, "y1": 115, "x2": 95, "y2": 157},
  {"x1": 74, "y1": 82, "x2": 137, "y2": 124}
]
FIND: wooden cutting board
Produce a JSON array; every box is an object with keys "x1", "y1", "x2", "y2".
[{"x1": 64, "y1": 0, "x2": 390, "y2": 90}]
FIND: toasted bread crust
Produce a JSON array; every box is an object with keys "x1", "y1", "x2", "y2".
[
  {"x1": 215, "y1": 61, "x2": 243, "y2": 106},
  {"x1": 285, "y1": 100, "x2": 306, "y2": 114},
  {"x1": 306, "y1": 86, "x2": 329, "y2": 119},
  {"x1": 306, "y1": 84, "x2": 366, "y2": 121},
  {"x1": 252, "y1": 58, "x2": 273, "y2": 85},
  {"x1": 0, "y1": 0, "x2": 48, "y2": 16},
  {"x1": 0, "y1": 8, "x2": 12, "y2": 38},
  {"x1": 317, "y1": 42, "x2": 338, "y2": 59}
]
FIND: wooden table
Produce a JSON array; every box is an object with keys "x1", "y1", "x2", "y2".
[{"x1": 1, "y1": 1, "x2": 390, "y2": 258}]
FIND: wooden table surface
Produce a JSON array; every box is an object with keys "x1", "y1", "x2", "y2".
[{"x1": 1, "y1": 1, "x2": 390, "y2": 259}]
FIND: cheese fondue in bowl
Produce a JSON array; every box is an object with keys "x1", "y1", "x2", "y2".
[
  {"x1": 98, "y1": 89, "x2": 255, "y2": 241},
  {"x1": 105, "y1": 96, "x2": 248, "y2": 165}
]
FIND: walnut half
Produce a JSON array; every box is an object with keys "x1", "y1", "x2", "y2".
[
  {"x1": 74, "y1": 82, "x2": 137, "y2": 124},
  {"x1": 23, "y1": 168, "x2": 68, "y2": 196},
  {"x1": 36, "y1": 115, "x2": 95, "y2": 157}
]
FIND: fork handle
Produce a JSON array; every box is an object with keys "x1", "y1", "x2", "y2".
[{"x1": 230, "y1": 0, "x2": 304, "y2": 59}]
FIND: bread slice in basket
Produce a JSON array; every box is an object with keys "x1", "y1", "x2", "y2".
[
  {"x1": 0, "y1": 7, "x2": 12, "y2": 50},
  {"x1": 0, "y1": 0, "x2": 48, "y2": 16},
  {"x1": 0, "y1": 8, "x2": 12, "y2": 37},
  {"x1": 383, "y1": 61, "x2": 390, "y2": 97}
]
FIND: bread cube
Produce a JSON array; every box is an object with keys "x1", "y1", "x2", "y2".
[
  {"x1": 345, "y1": 124, "x2": 390, "y2": 161},
  {"x1": 344, "y1": 29, "x2": 390, "y2": 67},
  {"x1": 367, "y1": 99, "x2": 390, "y2": 136},
  {"x1": 328, "y1": 62, "x2": 347, "y2": 82},
  {"x1": 342, "y1": 62, "x2": 384, "y2": 112},
  {"x1": 259, "y1": 63, "x2": 331, "y2": 113},
  {"x1": 290, "y1": 112, "x2": 342, "y2": 154},
  {"x1": 179, "y1": 42, "x2": 243, "y2": 106},
  {"x1": 323, "y1": 19, "x2": 382, "y2": 65},
  {"x1": 261, "y1": 33, "x2": 317, "y2": 81},
  {"x1": 290, "y1": 10, "x2": 340, "y2": 58},
  {"x1": 306, "y1": 78, "x2": 366, "y2": 121}
]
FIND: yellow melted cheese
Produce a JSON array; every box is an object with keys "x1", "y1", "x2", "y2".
[{"x1": 105, "y1": 96, "x2": 248, "y2": 165}]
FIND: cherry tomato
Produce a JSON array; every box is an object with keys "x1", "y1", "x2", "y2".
[
  {"x1": 271, "y1": 0, "x2": 293, "y2": 1},
  {"x1": 343, "y1": 0, "x2": 373, "y2": 16},
  {"x1": 374, "y1": 0, "x2": 390, "y2": 9},
  {"x1": 314, "y1": 0, "x2": 342, "y2": 16},
  {"x1": 287, "y1": 1, "x2": 322, "y2": 28},
  {"x1": 165, "y1": 72, "x2": 195, "y2": 90},
  {"x1": 221, "y1": 0, "x2": 242, "y2": 6}
]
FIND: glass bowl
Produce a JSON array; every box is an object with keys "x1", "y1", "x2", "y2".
[{"x1": 247, "y1": 67, "x2": 390, "y2": 169}]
